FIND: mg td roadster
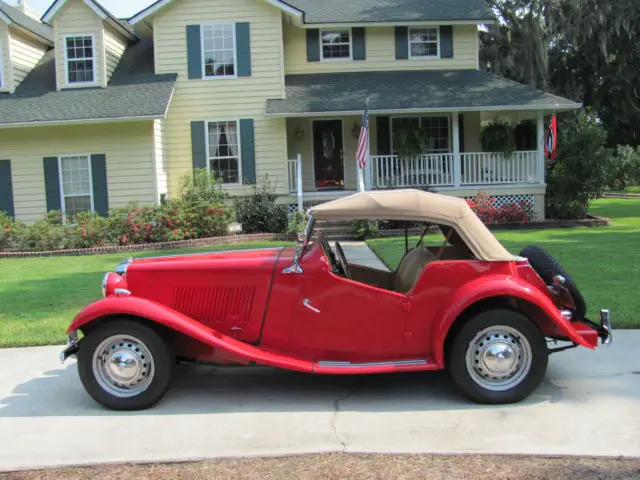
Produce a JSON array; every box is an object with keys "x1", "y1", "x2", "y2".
[{"x1": 61, "y1": 189, "x2": 612, "y2": 410}]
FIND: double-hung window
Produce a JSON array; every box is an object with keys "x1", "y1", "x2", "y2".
[
  {"x1": 59, "y1": 155, "x2": 93, "y2": 217},
  {"x1": 320, "y1": 29, "x2": 352, "y2": 60},
  {"x1": 202, "y1": 23, "x2": 236, "y2": 78},
  {"x1": 408, "y1": 27, "x2": 439, "y2": 58},
  {"x1": 207, "y1": 120, "x2": 241, "y2": 184},
  {"x1": 391, "y1": 116, "x2": 450, "y2": 154},
  {"x1": 64, "y1": 34, "x2": 95, "y2": 85}
]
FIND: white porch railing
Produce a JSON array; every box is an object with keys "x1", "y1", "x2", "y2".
[
  {"x1": 369, "y1": 151, "x2": 540, "y2": 189},
  {"x1": 370, "y1": 153, "x2": 455, "y2": 188},
  {"x1": 461, "y1": 151, "x2": 539, "y2": 186},
  {"x1": 288, "y1": 154, "x2": 303, "y2": 211}
]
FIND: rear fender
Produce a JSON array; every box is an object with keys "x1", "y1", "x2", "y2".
[
  {"x1": 433, "y1": 275, "x2": 594, "y2": 367},
  {"x1": 68, "y1": 297, "x2": 314, "y2": 373}
]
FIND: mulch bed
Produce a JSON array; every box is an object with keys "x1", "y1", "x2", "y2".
[{"x1": 2, "y1": 453, "x2": 639, "y2": 480}]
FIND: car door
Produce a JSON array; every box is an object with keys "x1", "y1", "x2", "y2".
[{"x1": 290, "y1": 266, "x2": 410, "y2": 360}]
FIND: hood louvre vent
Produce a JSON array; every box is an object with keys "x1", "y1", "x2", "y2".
[{"x1": 172, "y1": 285, "x2": 256, "y2": 326}]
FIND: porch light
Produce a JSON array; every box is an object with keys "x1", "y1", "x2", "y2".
[
  {"x1": 295, "y1": 126, "x2": 305, "y2": 140},
  {"x1": 352, "y1": 122, "x2": 361, "y2": 139}
]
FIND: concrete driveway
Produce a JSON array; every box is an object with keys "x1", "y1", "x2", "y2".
[{"x1": 1, "y1": 331, "x2": 639, "y2": 471}]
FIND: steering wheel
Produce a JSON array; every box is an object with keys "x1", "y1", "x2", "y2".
[{"x1": 334, "y1": 241, "x2": 351, "y2": 280}]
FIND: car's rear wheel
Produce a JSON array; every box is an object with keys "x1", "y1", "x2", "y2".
[
  {"x1": 448, "y1": 309, "x2": 548, "y2": 404},
  {"x1": 77, "y1": 319, "x2": 173, "y2": 410}
]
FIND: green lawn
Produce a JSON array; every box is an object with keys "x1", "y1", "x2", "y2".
[
  {"x1": 367, "y1": 198, "x2": 640, "y2": 329},
  {"x1": 0, "y1": 241, "x2": 291, "y2": 347}
]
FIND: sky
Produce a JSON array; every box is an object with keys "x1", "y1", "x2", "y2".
[{"x1": 5, "y1": 0, "x2": 156, "y2": 18}]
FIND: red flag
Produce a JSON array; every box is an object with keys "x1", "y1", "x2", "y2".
[{"x1": 544, "y1": 114, "x2": 558, "y2": 162}]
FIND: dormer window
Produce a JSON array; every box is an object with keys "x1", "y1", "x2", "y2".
[
  {"x1": 320, "y1": 29, "x2": 352, "y2": 60},
  {"x1": 64, "y1": 34, "x2": 96, "y2": 85}
]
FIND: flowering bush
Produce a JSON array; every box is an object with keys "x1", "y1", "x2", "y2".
[
  {"x1": 466, "y1": 192, "x2": 535, "y2": 225},
  {"x1": 0, "y1": 171, "x2": 235, "y2": 252}
]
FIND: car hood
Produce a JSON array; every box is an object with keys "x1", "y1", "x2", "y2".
[{"x1": 128, "y1": 246, "x2": 289, "y2": 269}]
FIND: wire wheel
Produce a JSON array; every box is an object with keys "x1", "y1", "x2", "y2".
[
  {"x1": 465, "y1": 325, "x2": 533, "y2": 392},
  {"x1": 92, "y1": 334, "x2": 155, "y2": 398}
]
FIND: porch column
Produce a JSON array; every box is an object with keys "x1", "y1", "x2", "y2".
[
  {"x1": 536, "y1": 111, "x2": 545, "y2": 184},
  {"x1": 296, "y1": 153, "x2": 303, "y2": 211},
  {"x1": 452, "y1": 113, "x2": 461, "y2": 187}
]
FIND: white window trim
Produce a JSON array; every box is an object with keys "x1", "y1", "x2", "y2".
[
  {"x1": 63, "y1": 33, "x2": 98, "y2": 87},
  {"x1": 200, "y1": 23, "x2": 238, "y2": 80},
  {"x1": 58, "y1": 154, "x2": 95, "y2": 216},
  {"x1": 319, "y1": 28, "x2": 353, "y2": 61},
  {"x1": 204, "y1": 120, "x2": 243, "y2": 186},
  {"x1": 407, "y1": 26, "x2": 440, "y2": 60},
  {"x1": 389, "y1": 114, "x2": 452, "y2": 154}
]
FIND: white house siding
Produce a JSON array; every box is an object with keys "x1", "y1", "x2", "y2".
[
  {"x1": 153, "y1": 119, "x2": 168, "y2": 202},
  {"x1": 153, "y1": 0, "x2": 288, "y2": 197},
  {"x1": 0, "y1": 122, "x2": 156, "y2": 223},
  {"x1": 0, "y1": 22, "x2": 9, "y2": 92}
]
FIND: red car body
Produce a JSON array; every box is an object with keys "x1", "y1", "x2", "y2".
[{"x1": 61, "y1": 190, "x2": 612, "y2": 409}]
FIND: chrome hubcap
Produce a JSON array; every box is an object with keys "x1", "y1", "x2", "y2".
[
  {"x1": 465, "y1": 326, "x2": 532, "y2": 391},
  {"x1": 93, "y1": 334, "x2": 154, "y2": 398}
]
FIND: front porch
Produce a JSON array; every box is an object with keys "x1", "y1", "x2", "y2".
[{"x1": 266, "y1": 69, "x2": 583, "y2": 218}]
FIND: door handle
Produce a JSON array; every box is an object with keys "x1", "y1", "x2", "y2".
[{"x1": 303, "y1": 299, "x2": 320, "y2": 313}]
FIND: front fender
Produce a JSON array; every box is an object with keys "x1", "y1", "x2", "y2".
[
  {"x1": 68, "y1": 297, "x2": 314, "y2": 373},
  {"x1": 433, "y1": 275, "x2": 594, "y2": 367}
]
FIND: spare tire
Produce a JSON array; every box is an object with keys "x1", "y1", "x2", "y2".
[{"x1": 519, "y1": 245, "x2": 587, "y2": 319}]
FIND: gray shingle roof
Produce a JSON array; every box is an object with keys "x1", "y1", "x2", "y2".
[
  {"x1": 266, "y1": 70, "x2": 581, "y2": 115},
  {"x1": 285, "y1": 0, "x2": 495, "y2": 23},
  {"x1": 0, "y1": 2, "x2": 53, "y2": 42},
  {"x1": 0, "y1": 39, "x2": 177, "y2": 126}
]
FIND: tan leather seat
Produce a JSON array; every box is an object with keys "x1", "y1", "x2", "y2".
[{"x1": 393, "y1": 247, "x2": 437, "y2": 294}]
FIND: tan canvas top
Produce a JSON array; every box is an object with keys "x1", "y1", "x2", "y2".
[{"x1": 310, "y1": 189, "x2": 517, "y2": 262}]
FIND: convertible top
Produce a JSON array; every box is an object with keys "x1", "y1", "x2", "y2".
[{"x1": 310, "y1": 189, "x2": 517, "y2": 262}]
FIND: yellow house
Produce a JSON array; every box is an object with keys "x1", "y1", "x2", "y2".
[{"x1": 0, "y1": 0, "x2": 581, "y2": 223}]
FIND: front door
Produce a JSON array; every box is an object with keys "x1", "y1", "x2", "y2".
[{"x1": 313, "y1": 120, "x2": 344, "y2": 190}]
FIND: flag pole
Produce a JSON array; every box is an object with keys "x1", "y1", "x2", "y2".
[{"x1": 357, "y1": 97, "x2": 370, "y2": 193}]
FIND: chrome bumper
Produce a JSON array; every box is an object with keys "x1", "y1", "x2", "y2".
[
  {"x1": 60, "y1": 330, "x2": 80, "y2": 363},
  {"x1": 600, "y1": 309, "x2": 613, "y2": 346}
]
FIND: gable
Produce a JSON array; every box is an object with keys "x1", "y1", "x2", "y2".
[
  {"x1": 130, "y1": 0, "x2": 303, "y2": 25},
  {"x1": 43, "y1": 0, "x2": 136, "y2": 41}
]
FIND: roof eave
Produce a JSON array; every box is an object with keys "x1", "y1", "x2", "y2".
[
  {"x1": 299, "y1": 18, "x2": 497, "y2": 28},
  {"x1": 0, "y1": 114, "x2": 166, "y2": 130},
  {"x1": 11, "y1": 24, "x2": 55, "y2": 46},
  {"x1": 266, "y1": 103, "x2": 583, "y2": 117}
]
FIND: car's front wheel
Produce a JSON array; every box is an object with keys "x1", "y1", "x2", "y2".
[
  {"x1": 77, "y1": 319, "x2": 173, "y2": 410},
  {"x1": 447, "y1": 309, "x2": 548, "y2": 404}
]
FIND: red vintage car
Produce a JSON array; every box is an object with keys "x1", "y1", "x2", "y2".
[{"x1": 61, "y1": 190, "x2": 612, "y2": 410}]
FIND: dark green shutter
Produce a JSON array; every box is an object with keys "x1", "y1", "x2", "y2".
[
  {"x1": 440, "y1": 26, "x2": 453, "y2": 58},
  {"x1": 376, "y1": 116, "x2": 391, "y2": 155},
  {"x1": 240, "y1": 119, "x2": 256, "y2": 184},
  {"x1": 0, "y1": 160, "x2": 14, "y2": 217},
  {"x1": 91, "y1": 154, "x2": 108, "y2": 216},
  {"x1": 186, "y1": 25, "x2": 203, "y2": 79},
  {"x1": 236, "y1": 22, "x2": 251, "y2": 77},
  {"x1": 395, "y1": 26, "x2": 408, "y2": 60},
  {"x1": 458, "y1": 114, "x2": 465, "y2": 152},
  {"x1": 352, "y1": 27, "x2": 366, "y2": 60},
  {"x1": 43, "y1": 157, "x2": 61, "y2": 212},
  {"x1": 191, "y1": 121, "x2": 207, "y2": 170},
  {"x1": 306, "y1": 29, "x2": 320, "y2": 62}
]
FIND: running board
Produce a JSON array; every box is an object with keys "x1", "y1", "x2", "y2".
[{"x1": 314, "y1": 358, "x2": 438, "y2": 374}]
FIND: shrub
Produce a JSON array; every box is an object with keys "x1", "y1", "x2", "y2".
[
  {"x1": 351, "y1": 219, "x2": 380, "y2": 239},
  {"x1": 287, "y1": 209, "x2": 308, "y2": 235},
  {"x1": 63, "y1": 211, "x2": 109, "y2": 249},
  {"x1": 12, "y1": 211, "x2": 65, "y2": 252},
  {"x1": 233, "y1": 177, "x2": 288, "y2": 234},
  {"x1": 466, "y1": 192, "x2": 535, "y2": 224},
  {"x1": 605, "y1": 145, "x2": 640, "y2": 191},
  {"x1": 545, "y1": 110, "x2": 610, "y2": 219},
  {"x1": 0, "y1": 212, "x2": 23, "y2": 251}
]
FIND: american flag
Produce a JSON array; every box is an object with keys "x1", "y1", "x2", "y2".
[{"x1": 356, "y1": 102, "x2": 369, "y2": 169}]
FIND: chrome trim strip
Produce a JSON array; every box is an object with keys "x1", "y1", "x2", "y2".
[
  {"x1": 317, "y1": 359, "x2": 429, "y2": 368},
  {"x1": 114, "y1": 288, "x2": 131, "y2": 296},
  {"x1": 138, "y1": 247, "x2": 283, "y2": 261}
]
